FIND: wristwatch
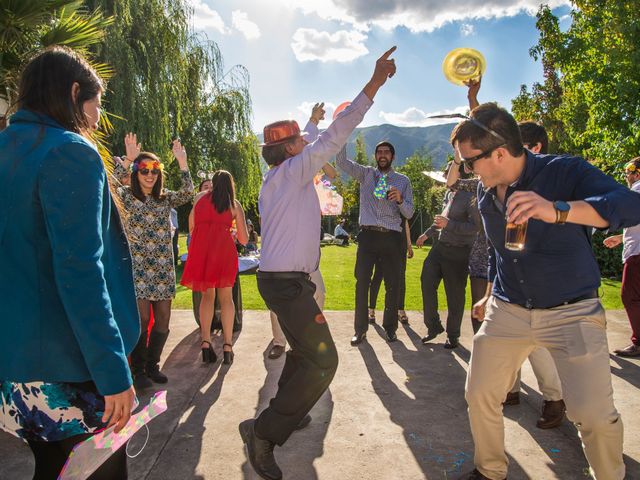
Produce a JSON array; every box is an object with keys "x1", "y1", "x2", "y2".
[{"x1": 553, "y1": 200, "x2": 571, "y2": 224}]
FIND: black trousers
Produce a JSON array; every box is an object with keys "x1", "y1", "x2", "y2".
[
  {"x1": 256, "y1": 274, "x2": 339, "y2": 446},
  {"x1": 420, "y1": 241, "x2": 471, "y2": 339},
  {"x1": 354, "y1": 229, "x2": 403, "y2": 335},
  {"x1": 369, "y1": 245, "x2": 408, "y2": 310}
]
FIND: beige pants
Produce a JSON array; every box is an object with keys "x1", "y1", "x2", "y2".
[
  {"x1": 509, "y1": 347, "x2": 563, "y2": 401},
  {"x1": 466, "y1": 297, "x2": 624, "y2": 480},
  {"x1": 271, "y1": 269, "x2": 326, "y2": 347}
]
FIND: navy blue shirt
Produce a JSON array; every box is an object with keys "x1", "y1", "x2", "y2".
[{"x1": 480, "y1": 151, "x2": 640, "y2": 309}]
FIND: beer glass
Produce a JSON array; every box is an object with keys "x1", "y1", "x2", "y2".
[{"x1": 505, "y1": 220, "x2": 527, "y2": 251}]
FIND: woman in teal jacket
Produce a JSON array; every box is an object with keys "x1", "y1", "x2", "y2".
[{"x1": 0, "y1": 47, "x2": 139, "y2": 479}]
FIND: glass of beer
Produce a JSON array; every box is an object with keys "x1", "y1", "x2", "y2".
[{"x1": 505, "y1": 220, "x2": 527, "y2": 251}]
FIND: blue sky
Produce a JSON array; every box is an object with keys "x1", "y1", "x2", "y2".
[{"x1": 188, "y1": 1, "x2": 573, "y2": 132}]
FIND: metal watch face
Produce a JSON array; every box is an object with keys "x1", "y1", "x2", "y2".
[{"x1": 554, "y1": 200, "x2": 570, "y2": 212}]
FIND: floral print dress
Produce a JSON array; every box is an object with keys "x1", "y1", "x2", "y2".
[
  {"x1": 1, "y1": 381, "x2": 106, "y2": 442},
  {"x1": 115, "y1": 165, "x2": 194, "y2": 300}
]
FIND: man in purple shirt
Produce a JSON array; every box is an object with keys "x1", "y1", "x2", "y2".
[{"x1": 239, "y1": 47, "x2": 397, "y2": 480}]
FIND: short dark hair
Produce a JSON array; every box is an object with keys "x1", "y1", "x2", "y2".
[
  {"x1": 130, "y1": 152, "x2": 164, "y2": 202},
  {"x1": 17, "y1": 45, "x2": 104, "y2": 137},
  {"x1": 262, "y1": 142, "x2": 289, "y2": 166},
  {"x1": 451, "y1": 103, "x2": 524, "y2": 157},
  {"x1": 518, "y1": 121, "x2": 549, "y2": 154},
  {"x1": 375, "y1": 141, "x2": 395, "y2": 157}
]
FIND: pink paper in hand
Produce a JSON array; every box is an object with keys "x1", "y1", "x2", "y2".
[{"x1": 58, "y1": 390, "x2": 167, "y2": 480}]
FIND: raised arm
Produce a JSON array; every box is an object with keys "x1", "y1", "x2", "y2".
[
  {"x1": 165, "y1": 139, "x2": 195, "y2": 208},
  {"x1": 465, "y1": 77, "x2": 481, "y2": 111}
]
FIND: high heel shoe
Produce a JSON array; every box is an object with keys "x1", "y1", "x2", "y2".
[
  {"x1": 201, "y1": 340, "x2": 217, "y2": 364},
  {"x1": 223, "y1": 343, "x2": 234, "y2": 365}
]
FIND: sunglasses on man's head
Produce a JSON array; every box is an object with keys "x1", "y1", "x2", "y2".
[
  {"x1": 428, "y1": 113, "x2": 507, "y2": 144},
  {"x1": 139, "y1": 168, "x2": 161, "y2": 176}
]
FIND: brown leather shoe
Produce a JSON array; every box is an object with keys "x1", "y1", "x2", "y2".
[
  {"x1": 613, "y1": 344, "x2": 640, "y2": 357},
  {"x1": 458, "y1": 468, "x2": 506, "y2": 479},
  {"x1": 503, "y1": 391, "x2": 520, "y2": 406},
  {"x1": 536, "y1": 399, "x2": 566, "y2": 429},
  {"x1": 268, "y1": 345, "x2": 285, "y2": 359}
]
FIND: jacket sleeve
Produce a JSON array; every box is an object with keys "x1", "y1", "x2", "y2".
[
  {"x1": 39, "y1": 141, "x2": 133, "y2": 396},
  {"x1": 165, "y1": 170, "x2": 195, "y2": 208},
  {"x1": 446, "y1": 193, "x2": 481, "y2": 235}
]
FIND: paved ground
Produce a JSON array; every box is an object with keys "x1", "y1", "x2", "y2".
[{"x1": 2, "y1": 309, "x2": 639, "y2": 480}]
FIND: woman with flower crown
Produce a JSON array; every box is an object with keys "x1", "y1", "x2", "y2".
[{"x1": 113, "y1": 133, "x2": 194, "y2": 390}]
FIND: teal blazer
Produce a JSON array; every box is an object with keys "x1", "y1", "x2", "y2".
[{"x1": 0, "y1": 110, "x2": 140, "y2": 395}]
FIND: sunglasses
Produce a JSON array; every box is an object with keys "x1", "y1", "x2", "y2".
[
  {"x1": 456, "y1": 143, "x2": 506, "y2": 171},
  {"x1": 139, "y1": 168, "x2": 161, "y2": 176}
]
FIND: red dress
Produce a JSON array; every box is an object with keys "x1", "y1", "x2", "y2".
[{"x1": 181, "y1": 194, "x2": 238, "y2": 290}]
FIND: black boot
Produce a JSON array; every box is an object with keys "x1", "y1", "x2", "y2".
[
  {"x1": 146, "y1": 330, "x2": 169, "y2": 384},
  {"x1": 239, "y1": 419, "x2": 282, "y2": 480},
  {"x1": 131, "y1": 334, "x2": 153, "y2": 390}
]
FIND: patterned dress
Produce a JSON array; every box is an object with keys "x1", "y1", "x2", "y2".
[
  {"x1": 115, "y1": 165, "x2": 194, "y2": 300},
  {"x1": 0, "y1": 381, "x2": 106, "y2": 442},
  {"x1": 451, "y1": 178, "x2": 489, "y2": 279}
]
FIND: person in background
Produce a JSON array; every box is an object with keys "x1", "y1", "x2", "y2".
[
  {"x1": 181, "y1": 170, "x2": 248, "y2": 365},
  {"x1": 0, "y1": 46, "x2": 138, "y2": 480},
  {"x1": 604, "y1": 157, "x2": 640, "y2": 357},
  {"x1": 368, "y1": 218, "x2": 414, "y2": 324},
  {"x1": 334, "y1": 219, "x2": 350, "y2": 246},
  {"x1": 113, "y1": 134, "x2": 194, "y2": 390}
]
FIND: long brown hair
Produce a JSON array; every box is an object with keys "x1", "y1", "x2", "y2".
[
  {"x1": 17, "y1": 46, "x2": 103, "y2": 138},
  {"x1": 210, "y1": 170, "x2": 235, "y2": 213},
  {"x1": 130, "y1": 152, "x2": 164, "y2": 202}
]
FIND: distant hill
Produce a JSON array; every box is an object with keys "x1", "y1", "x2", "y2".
[{"x1": 256, "y1": 123, "x2": 456, "y2": 169}]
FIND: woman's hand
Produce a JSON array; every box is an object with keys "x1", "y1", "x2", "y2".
[
  {"x1": 172, "y1": 139, "x2": 188, "y2": 170},
  {"x1": 102, "y1": 385, "x2": 137, "y2": 433},
  {"x1": 407, "y1": 246, "x2": 414, "y2": 259},
  {"x1": 124, "y1": 132, "x2": 141, "y2": 161}
]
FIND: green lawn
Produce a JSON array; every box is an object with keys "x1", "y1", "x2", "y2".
[{"x1": 173, "y1": 236, "x2": 623, "y2": 311}]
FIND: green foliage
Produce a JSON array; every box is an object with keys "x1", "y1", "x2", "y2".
[
  {"x1": 86, "y1": 0, "x2": 261, "y2": 207},
  {"x1": 592, "y1": 230, "x2": 624, "y2": 279}
]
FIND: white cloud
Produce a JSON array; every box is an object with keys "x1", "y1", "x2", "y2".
[
  {"x1": 187, "y1": 0, "x2": 228, "y2": 33},
  {"x1": 291, "y1": 28, "x2": 369, "y2": 63},
  {"x1": 232, "y1": 10, "x2": 261, "y2": 40},
  {"x1": 460, "y1": 23, "x2": 475, "y2": 36},
  {"x1": 378, "y1": 106, "x2": 469, "y2": 127},
  {"x1": 281, "y1": 0, "x2": 571, "y2": 33}
]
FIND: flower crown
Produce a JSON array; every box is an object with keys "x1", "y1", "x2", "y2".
[
  {"x1": 625, "y1": 162, "x2": 638, "y2": 173},
  {"x1": 132, "y1": 159, "x2": 164, "y2": 173}
]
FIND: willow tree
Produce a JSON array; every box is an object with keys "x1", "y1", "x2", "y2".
[{"x1": 84, "y1": 0, "x2": 261, "y2": 206}]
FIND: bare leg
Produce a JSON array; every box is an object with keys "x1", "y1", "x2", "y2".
[
  {"x1": 218, "y1": 287, "x2": 235, "y2": 351},
  {"x1": 199, "y1": 288, "x2": 216, "y2": 346}
]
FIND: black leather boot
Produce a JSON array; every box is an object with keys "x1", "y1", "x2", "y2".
[
  {"x1": 239, "y1": 419, "x2": 282, "y2": 480},
  {"x1": 131, "y1": 334, "x2": 152, "y2": 390},
  {"x1": 146, "y1": 330, "x2": 169, "y2": 384}
]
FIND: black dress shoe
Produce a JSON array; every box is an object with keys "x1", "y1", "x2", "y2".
[
  {"x1": 385, "y1": 330, "x2": 397, "y2": 342},
  {"x1": 536, "y1": 399, "x2": 565, "y2": 429},
  {"x1": 295, "y1": 414, "x2": 312, "y2": 430},
  {"x1": 458, "y1": 468, "x2": 505, "y2": 480},
  {"x1": 444, "y1": 337, "x2": 459, "y2": 349},
  {"x1": 350, "y1": 332, "x2": 366, "y2": 346},
  {"x1": 239, "y1": 419, "x2": 282, "y2": 480},
  {"x1": 421, "y1": 323, "x2": 445, "y2": 344},
  {"x1": 613, "y1": 343, "x2": 640, "y2": 357},
  {"x1": 268, "y1": 345, "x2": 285, "y2": 359}
]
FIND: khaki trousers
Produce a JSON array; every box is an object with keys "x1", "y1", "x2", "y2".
[
  {"x1": 509, "y1": 347, "x2": 563, "y2": 401},
  {"x1": 466, "y1": 297, "x2": 624, "y2": 480},
  {"x1": 271, "y1": 269, "x2": 326, "y2": 347}
]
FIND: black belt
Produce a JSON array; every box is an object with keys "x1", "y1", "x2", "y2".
[
  {"x1": 522, "y1": 290, "x2": 599, "y2": 309},
  {"x1": 256, "y1": 271, "x2": 309, "y2": 280},
  {"x1": 362, "y1": 225, "x2": 395, "y2": 233}
]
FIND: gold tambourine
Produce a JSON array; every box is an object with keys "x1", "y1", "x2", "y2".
[{"x1": 442, "y1": 48, "x2": 486, "y2": 86}]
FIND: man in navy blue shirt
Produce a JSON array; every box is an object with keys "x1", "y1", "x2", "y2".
[{"x1": 450, "y1": 103, "x2": 640, "y2": 480}]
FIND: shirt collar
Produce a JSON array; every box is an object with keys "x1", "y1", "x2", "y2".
[{"x1": 632, "y1": 179, "x2": 640, "y2": 190}]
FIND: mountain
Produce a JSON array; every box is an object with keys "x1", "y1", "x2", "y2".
[{"x1": 256, "y1": 122, "x2": 457, "y2": 169}]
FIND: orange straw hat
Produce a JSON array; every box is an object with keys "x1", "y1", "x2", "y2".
[{"x1": 261, "y1": 120, "x2": 308, "y2": 147}]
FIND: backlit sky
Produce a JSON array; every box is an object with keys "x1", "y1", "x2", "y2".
[{"x1": 188, "y1": 0, "x2": 573, "y2": 132}]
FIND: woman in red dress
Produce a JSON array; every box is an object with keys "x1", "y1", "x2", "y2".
[{"x1": 181, "y1": 170, "x2": 248, "y2": 365}]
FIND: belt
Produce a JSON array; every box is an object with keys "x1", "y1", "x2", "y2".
[
  {"x1": 522, "y1": 290, "x2": 599, "y2": 310},
  {"x1": 362, "y1": 225, "x2": 393, "y2": 233},
  {"x1": 256, "y1": 271, "x2": 309, "y2": 280}
]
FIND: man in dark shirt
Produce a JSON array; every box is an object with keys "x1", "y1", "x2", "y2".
[
  {"x1": 451, "y1": 102, "x2": 640, "y2": 480},
  {"x1": 416, "y1": 162, "x2": 480, "y2": 348}
]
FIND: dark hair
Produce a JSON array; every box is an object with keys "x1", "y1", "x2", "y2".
[
  {"x1": 443, "y1": 160, "x2": 472, "y2": 179},
  {"x1": 17, "y1": 45, "x2": 104, "y2": 137},
  {"x1": 198, "y1": 179, "x2": 212, "y2": 192},
  {"x1": 451, "y1": 103, "x2": 524, "y2": 157},
  {"x1": 210, "y1": 170, "x2": 236, "y2": 213},
  {"x1": 375, "y1": 141, "x2": 395, "y2": 157},
  {"x1": 130, "y1": 153, "x2": 164, "y2": 202},
  {"x1": 262, "y1": 142, "x2": 289, "y2": 166},
  {"x1": 518, "y1": 121, "x2": 549, "y2": 154}
]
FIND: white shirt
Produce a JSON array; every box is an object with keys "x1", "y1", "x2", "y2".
[
  {"x1": 259, "y1": 91, "x2": 373, "y2": 272},
  {"x1": 623, "y1": 180, "x2": 640, "y2": 262}
]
